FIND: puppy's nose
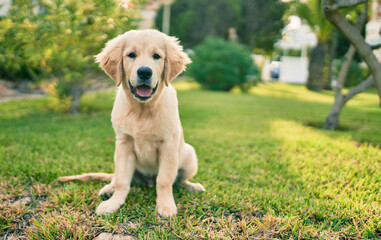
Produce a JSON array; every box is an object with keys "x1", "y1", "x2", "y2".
[{"x1": 137, "y1": 67, "x2": 152, "y2": 80}]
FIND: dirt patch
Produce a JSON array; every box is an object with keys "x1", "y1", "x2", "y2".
[
  {"x1": 0, "y1": 80, "x2": 46, "y2": 102},
  {"x1": 9, "y1": 197, "x2": 32, "y2": 207},
  {"x1": 94, "y1": 233, "x2": 135, "y2": 240}
]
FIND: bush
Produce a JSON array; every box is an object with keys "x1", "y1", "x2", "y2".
[
  {"x1": 0, "y1": 0, "x2": 140, "y2": 113},
  {"x1": 189, "y1": 37, "x2": 258, "y2": 92},
  {"x1": 47, "y1": 81, "x2": 73, "y2": 113}
]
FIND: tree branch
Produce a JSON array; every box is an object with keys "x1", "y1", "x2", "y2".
[
  {"x1": 323, "y1": 0, "x2": 365, "y2": 11},
  {"x1": 343, "y1": 75, "x2": 374, "y2": 104},
  {"x1": 354, "y1": 1, "x2": 368, "y2": 29},
  {"x1": 336, "y1": 45, "x2": 356, "y2": 96},
  {"x1": 323, "y1": 0, "x2": 381, "y2": 105},
  {"x1": 337, "y1": 0, "x2": 365, "y2": 8},
  {"x1": 335, "y1": 1, "x2": 367, "y2": 97}
]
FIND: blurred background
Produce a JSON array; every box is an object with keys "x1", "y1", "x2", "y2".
[
  {"x1": 1, "y1": 1, "x2": 381, "y2": 238},
  {"x1": 0, "y1": 0, "x2": 380, "y2": 125}
]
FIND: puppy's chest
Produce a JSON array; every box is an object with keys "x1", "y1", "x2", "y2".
[
  {"x1": 119, "y1": 117, "x2": 164, "y2": 141},
  {"x1": 116, "y1": 114, "x2": 165, "y2": 174},
  {"x1": 133, "y1": 137, "x2": 161, "y2": 174}
]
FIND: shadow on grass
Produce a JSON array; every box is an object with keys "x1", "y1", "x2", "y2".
[
  {"x1": 302, "y1": 120, "x2": 381, "y2": 148},
  {"x1": 303, "y1": 120, "x2": 357, "y2": 131}
]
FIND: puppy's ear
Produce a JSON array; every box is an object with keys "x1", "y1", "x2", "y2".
[
  {"x1": 163, "y1": 36, "x2": 192, "y2": 86},
  {"x1": 95, "y1": 35, "x2": 126, "y2": 86}
]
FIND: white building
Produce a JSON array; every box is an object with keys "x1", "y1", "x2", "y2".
[
  {"x1": 0, "y1": 0, "x2": 11, "y2": 16},
  {"x1": 273, "y1": 16, "x2": 317, "y2": 84},
  {"x1": 366, "y1": 1, "x2": 381, "y2": 61}
]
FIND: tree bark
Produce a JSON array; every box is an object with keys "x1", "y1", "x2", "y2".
[
  {"x1": 307, "y1": 42, "x2": 327, "y2": 91},
  {"x1": 323, "y1": 1, "x2": 373, "y2": 129},
  {"x1": 324, "y1": 93, "x2": 345, "y2": 129},
  {"x1": 323, "y1": 45, "x2": 355, "y2": 129},
  {"x1": 323, "y1": 76, "x2": 373, "y2": 129},
  {"x1": 69, "y1": 81, "x2": 83, "y2": 114},
  {"x1": 336, "y1": 46, "x2": 356, "y2": 95},
  {"x1": 333, "y1": 0, "x2": 365, "y2": 9},
  {"x1": 322, "y1": 0, "x2": 381, "y2": 106}
]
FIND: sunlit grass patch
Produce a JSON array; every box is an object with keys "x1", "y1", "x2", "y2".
[
  {"x1": 172, "y1": 78, "x2": 201, "y2": 91},
  {"x1": 250, "y1": 82, "x2": 379, "y2": 109}
]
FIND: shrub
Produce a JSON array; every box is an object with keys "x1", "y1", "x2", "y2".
[
  {"x1": 0, "y1": 0, "x2": 140, "y2": 113},
  {"x1": 47, "y1": 81, "x2": 73, "y2": 113},
  {"x1": 189, "y1": 37, "x2": 258, "y2": 92}
]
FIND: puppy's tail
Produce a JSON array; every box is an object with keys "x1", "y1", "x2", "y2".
[{"x1": 58, "y1": 173, "x2": 113, "y2": 182}]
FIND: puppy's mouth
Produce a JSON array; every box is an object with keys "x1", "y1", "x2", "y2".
[{"x1": 128, "y1": 80, "x2": 159, "y2": 101}]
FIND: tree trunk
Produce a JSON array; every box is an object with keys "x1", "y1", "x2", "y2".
[
  {"x1": 324, "y1": 75, "x2": 374, "y2": 129},
  {"x1": 69, "y1": 82, "x2": 83, "y2": 114},
  {"x1": 323, "y1": 44, "x2": 356, "y2": 129},
  {"x1": 307, "y1": 42, "x2": 327, "y2": 91},
  {"x1": 323, "y1": 0, "x2": 374, "y2": 130},
  {"x1": 322, "y1": 0, "x2": 381, "y2": 106},
  {"x1": 324, "y1": 95, "x2": 344, "y2": 129}
]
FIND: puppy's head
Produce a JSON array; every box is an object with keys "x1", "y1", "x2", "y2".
[{"x1": 96, "y1": 30, "x2": 191, "y2": 102}]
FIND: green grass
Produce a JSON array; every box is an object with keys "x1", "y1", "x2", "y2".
[{"x1": 1, "y1": 82, "x2": 380, "y2": 239}]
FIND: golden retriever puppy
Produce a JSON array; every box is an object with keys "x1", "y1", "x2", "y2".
[{"x1": 59, "y1": 29, "x2": 205, "y2": 217}]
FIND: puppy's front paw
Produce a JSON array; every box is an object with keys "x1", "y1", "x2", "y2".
[
  {"x1": 157, "y1": 199, "x2": 177, "y2": 218},
  {"x1": 96, "y1": 199, "x2": 123, "y2": 215}
]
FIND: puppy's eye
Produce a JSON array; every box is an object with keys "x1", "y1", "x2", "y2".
[
  {"x1": 128, "y1": 52, "x2": 136, "y2": 58},
  {"x1": 153, "y1": 53, "x2": 161, "y2": 60}
]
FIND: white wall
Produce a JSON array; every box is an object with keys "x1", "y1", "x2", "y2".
[
  {"x1": 279, "y1": 56, "x2": 308, "y2": 84},
  {"x1": 0, "y1": 0, "x2": 11, "y2": 16}
]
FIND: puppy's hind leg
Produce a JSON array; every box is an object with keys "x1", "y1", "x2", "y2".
[{"x1": 178, "y1": 143, "x2": 205, "y2": 193}]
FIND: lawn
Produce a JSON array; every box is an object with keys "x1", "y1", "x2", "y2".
[{"x1": 1, "y1": 82, "x2": 380, "y2": 239}]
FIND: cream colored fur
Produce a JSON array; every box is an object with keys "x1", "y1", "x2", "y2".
[{"x1": 58, "y1": 29, "x2": 205, "y2": 217}]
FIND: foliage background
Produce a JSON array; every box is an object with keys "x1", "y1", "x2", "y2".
[
  {"x1": 0, "y1": 0, "x2": 139, "y2": 82},
  {"x1": 155, "y1": 0, "x2": 285, "y2": 52},
  {"x1": 189, "y1": 36, "x2": 259, "y2": 91},
  {"x1": 0, "y1": 0, "x2": 140, "y2": 112}
]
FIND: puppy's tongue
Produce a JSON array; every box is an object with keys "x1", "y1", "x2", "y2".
[{"x1": 136, "y1": 85, "x2": 152, "y2": 97}]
